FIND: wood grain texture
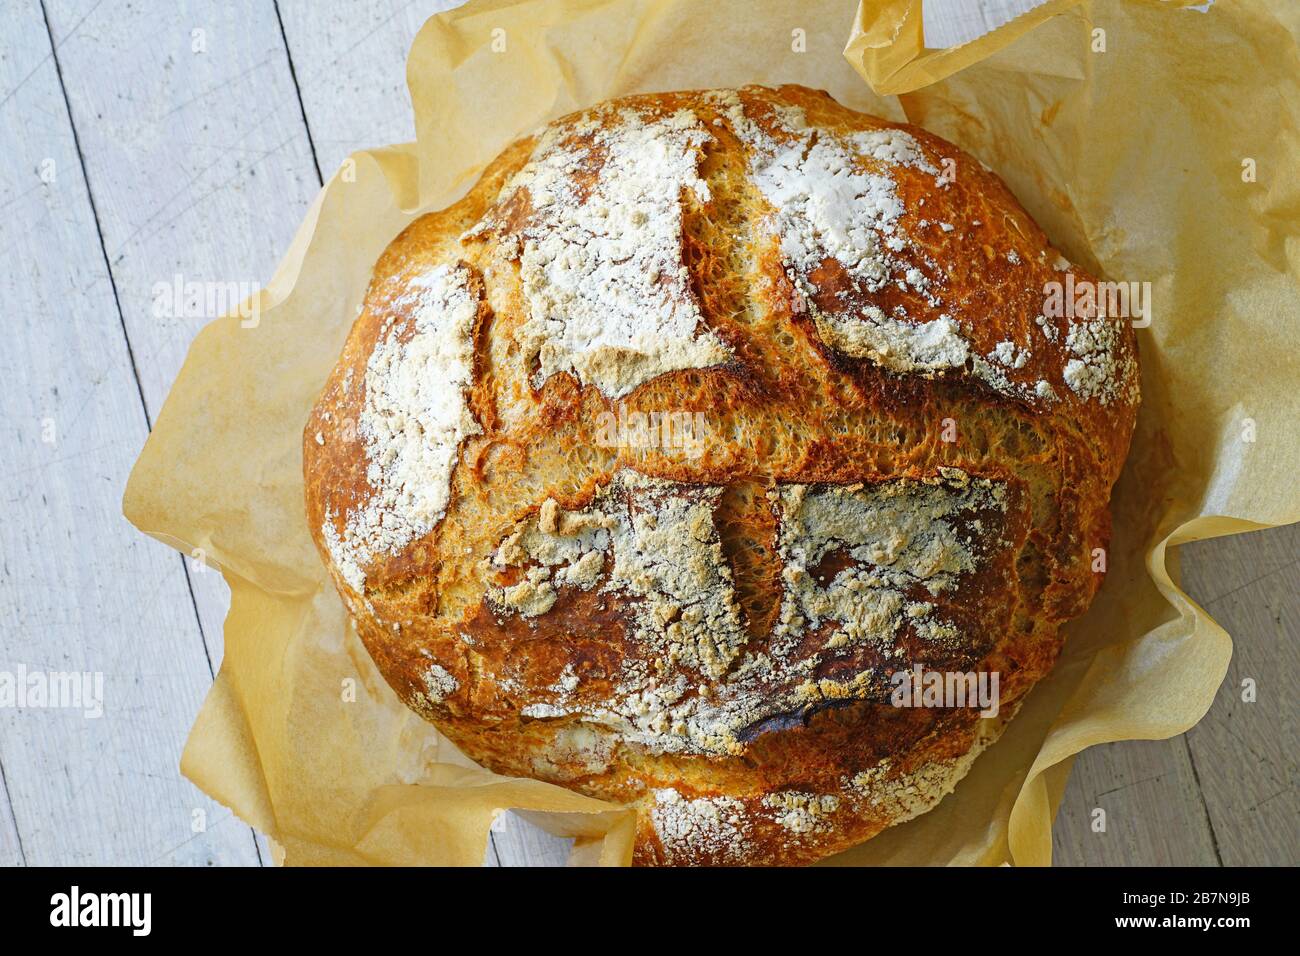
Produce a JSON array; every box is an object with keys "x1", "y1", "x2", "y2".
[
  {"x1": 42, "y1": 0, "x2": 322, "y2": 671},
  {"x1": 0, "y1": 0, "x2": 259, "y2": 866},
  {"x1": 492, "y1": 813, "x2": 573, "y2": 867},
  {"x1": 0, "y1": 762, "x2": 23, "y2": 866},
  {"x1": 1053, "y1": 739, "x2": 1220, "y2": 866},
  {"x1": 923, "y1": 0, "x2": 1047, "y2": 47},
  {"x1": 1179, "y1": 523, "x2": 1300, "y2": 866},
  {"x1": 1053, "y1": 524, "x2": 1299, "y2": 866},
  {"x1": 38, "y1": 0, "x2": 335, "y2": 863},
  {"x1": 277, "y1": 0, "x2": 460, "y2": 177}
]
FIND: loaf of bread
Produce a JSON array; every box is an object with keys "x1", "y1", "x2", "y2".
[{"x1": 304, "y1": 85, "x2": 1139, "y2": 866}]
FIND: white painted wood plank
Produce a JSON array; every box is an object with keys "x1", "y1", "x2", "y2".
[
  {"x1": 276, "y1": 0, "x2": 461, "y2": 176},
  {"x1": 1054, "y1": 525, "x2": 1299, "y2": 866},
  {"x1": 42, "y1": 0, "x2": 323, "y2": 677},
  {"x1": 491, "y1": 812, "x2": 573, "y2": 867},
  {"x1": 1180, "y1": 523, "x2": 1300, "y2": 866},
  {"x1": 40, "y1": 0, "x2": 331, "y2": 865},
  {"x1": 0, "y1": 0, "x2": 259, "y2": 866},
  {"x1": 924, "y1": 0, "x2": 1045, "y2": 48},
  {"x1": 1053, "y1": 739, "x2": 1219, "y2": 866},
  {"x1": 42, "y1": 0, "x2": 320, "y2": 417},
  {"x1": 0, "y1": 764, "x2": 24, "y2": 865}
]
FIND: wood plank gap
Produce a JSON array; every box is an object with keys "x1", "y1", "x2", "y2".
[
  {"x1": 273, "y1": 0, "x2": 325, "y2": 187},
  {"x1": 0, "y1": 755, "x2": 28, "y2": 866},
  {"x1": 180, "y1": 557, "x2": 216, "y2": 679},
  {"x1": 1180, "y1": 734, "x2": 1226, "y2": 866},
  {"x1": 37, "y1": 0, "x2": 268, "y2": 862},
  {"x1": 38, "y1": 0, "x2": 151, "y2": 430},
  {"x1": 39, "y1": 0, "x2": 223, "y2": 687}
]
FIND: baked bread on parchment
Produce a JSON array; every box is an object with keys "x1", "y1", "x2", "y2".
[{"x1": 304, "y1": 85, "x2": 1139, "y2": 866}]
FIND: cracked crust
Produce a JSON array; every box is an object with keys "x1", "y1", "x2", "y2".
[{"x1": 304, "y1": 86, "x2": 1139, "y2": 866}]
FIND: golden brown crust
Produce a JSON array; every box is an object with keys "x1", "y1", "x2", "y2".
[{"x1": 303, "y1": 85, "x2": 1139, "y2": 866}]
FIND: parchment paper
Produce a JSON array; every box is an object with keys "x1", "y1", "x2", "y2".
[{"x1": 124, "y1": 0, "x2": 1300, "y2": 866}]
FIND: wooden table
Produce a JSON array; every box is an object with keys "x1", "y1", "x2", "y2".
[{"x1": 0, "y1": 0, "x2": 1294, "y2": 867}]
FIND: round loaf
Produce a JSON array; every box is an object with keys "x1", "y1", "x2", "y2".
[{"x1": 304, "y1": 85, "x2": 1139, "y2": 866}]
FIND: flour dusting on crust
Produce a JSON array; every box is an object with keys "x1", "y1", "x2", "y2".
[
  {"x1": 487, "y1": 468, "x2": 1011, "y2": 757},
  {"x1": 650, "y1": 789, "x2": 751, "y2": 864},
  {"x1": 1063, "y1": 313, "x2": 1138, "y2": 405},
  {"x1": 422, "y1": 664, "x2": 459, "y2": 703},
  {"x1": 708, "y1": 89, "x2": 1071, "y2": 404},
  {"x1": 813, "y1": 309, "x2": 970, "y2": 373},
  {"x1": 771, "y1": 471, "x2": 1007, "y2": 657},
  {"x1": 465, "y1": 108, "x2": 731, "y2": 398},
  {"x1": 729, "y1": 98, "x2": 907, "y2": 295},
  {"x1": 322, "y1": 263, "x2": 481, "y2": 590},
  {"x1": 763, "y1": 791, "x2": 841, "y2": 834},
  {"x1": 845, "y1": 708, "x2": 1011, "y2": 824},
  {"x1": 851, "y1": 128, "x2": 939, "y2": 176},
  {"x1": 488, "y1": 472, "x2": 749, "y2": 681}
]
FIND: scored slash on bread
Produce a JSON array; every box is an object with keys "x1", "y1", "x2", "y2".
[{"x1": 303, "y1": 85, "x2": 1139, "y2": 866}]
